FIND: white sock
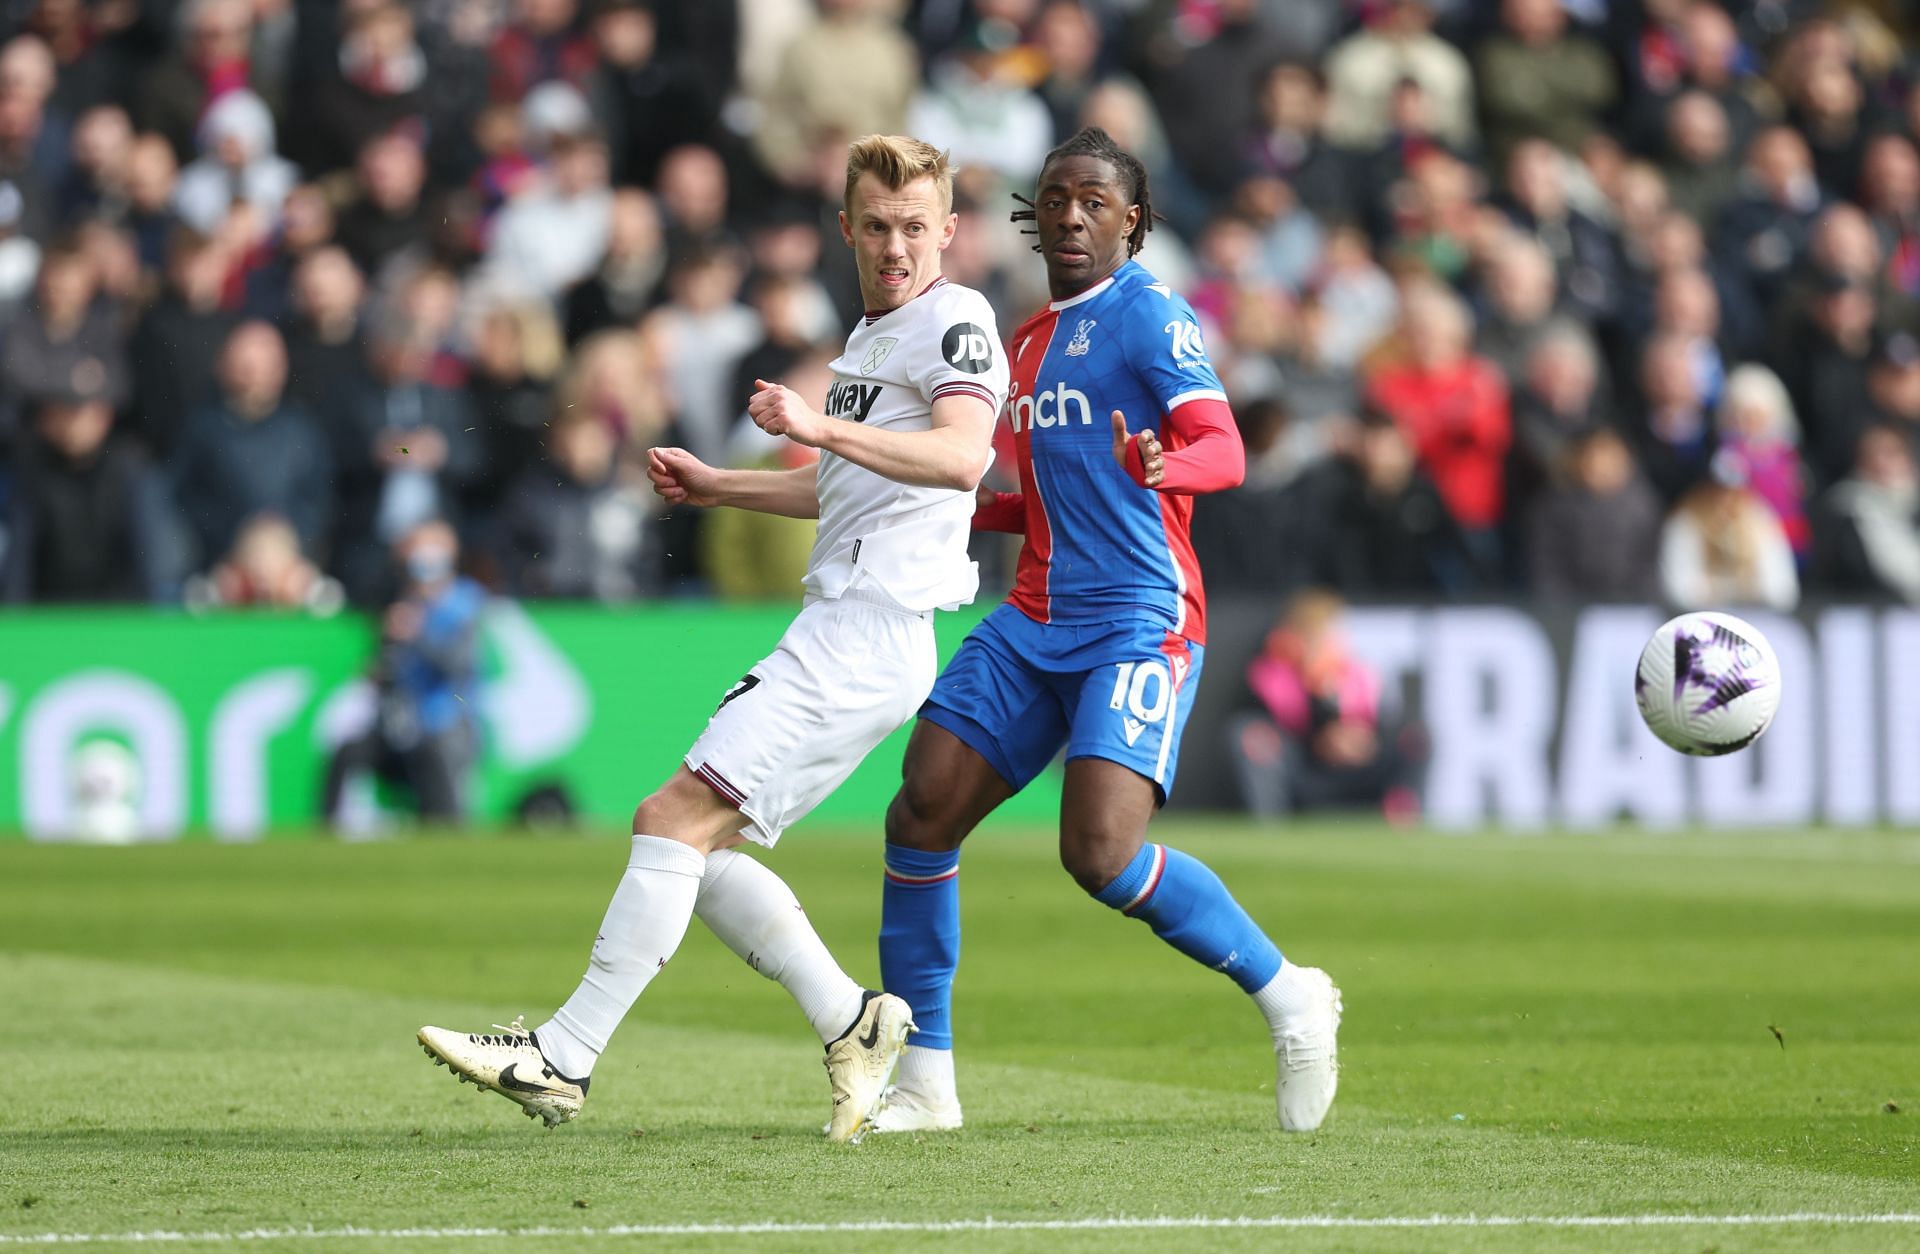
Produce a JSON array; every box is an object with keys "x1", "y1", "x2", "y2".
[
  {"x1": 537, "y1": 834, "x2": 707, "y2": 1079},
  {"x1": 1251, "y1": 959, "x2": 1317, "y2": 1046},
  {"x1": 694, "y1": 847, "x2": 866, "y2": 1044},
  {"x1": 894, "y1": 1045, "x2": 957, "y2": 1106}
]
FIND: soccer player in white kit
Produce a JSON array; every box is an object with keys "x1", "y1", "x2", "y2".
[{"x1": 418, "y1": 135, "x2": 1009, "y2": 1143}]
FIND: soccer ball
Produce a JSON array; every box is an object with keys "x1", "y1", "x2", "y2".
[{"x1": 1634, "y1": 612, "x2": 1782, "y2": 756}]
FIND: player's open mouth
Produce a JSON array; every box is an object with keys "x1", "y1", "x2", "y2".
[{"x1": 878, "y1": 267, "x2": 910, "y2": 286}]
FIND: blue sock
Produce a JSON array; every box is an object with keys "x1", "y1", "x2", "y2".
[
  {"x1": 879, "y1": 846, "x2": 961, "y2": 1049},
  {"x1": 1093, "y1": 844, "x2": 1283, "y2": 993}
]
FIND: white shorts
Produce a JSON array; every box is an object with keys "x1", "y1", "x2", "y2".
[{"x1": 684, "y1": 588, "x2": 937, "y2": 846}]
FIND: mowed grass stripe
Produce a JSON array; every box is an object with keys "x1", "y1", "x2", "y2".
[{"x1": 6, "y1": 1211, "x2": 1920, "y2": 1245}]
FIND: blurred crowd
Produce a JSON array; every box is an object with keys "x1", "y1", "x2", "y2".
[{"x1": 1, "y1": 0, "x2": 1920, "y2": 611}]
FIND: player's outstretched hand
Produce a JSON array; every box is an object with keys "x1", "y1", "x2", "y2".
[
  {"x1": 648, "y1": 446, "x2": 723, "y2": 508},
  {"x1": 749, "y1": 378, "x2": 828, "y2": 447},
  {"x1": 1111, "y1": 410, "x2": 1164, "y2": 488}
]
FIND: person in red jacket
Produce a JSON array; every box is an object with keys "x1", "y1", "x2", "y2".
[{"x1": 1364, "y1": 279, "x2": 1511, "y2": 564}]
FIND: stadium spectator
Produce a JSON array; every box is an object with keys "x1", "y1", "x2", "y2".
[
  {"x1": 1267, "y1": 293, "x2": 1359, "y2": 431},
  {"x1": 185, "y1": 511, "x2": 343, "y2": 612},
  {"x1": 696, "y1": 347, "x2": 826, "y2": 601},
  {"x1": 334, "y1": 271, "x2": 482, "y2": 597},
  {"x1": 751, "y1": 0, "x2": 916, "y2": 189},
  {"x1": 1859, "y1": 133, "x2": 1920, "y2": 299},
  {"x1": 483, "y1": 126, "x2": 611, "y2": 299},
  {"x1": 0, "y1": 243, "x2": 128, "y2": 416},
  {"x1": 120, "y1": 131, "x2": 178, "y2": 272},
  {"x1": 281, "y1": 245, "x2": 370, "y2": 427},
  {"x1": 561, "y1": 186, "x2": 664, "y2": 344},
  {"x1": 1191, "y1": 397, "x2": 1308, "y2": 596},
  {"x1": 1717, "y1": 126, "x2": 1822, "y2": 308},
  {"x1": 1322, "y1": 0, "x2": 1475, "y2": 151},
  {"x1": 1505, "y1": 324, "x2": 1607, "y2": 524},
  {"x1": 652, "y1": 243, "x2": 759, "y2": 464},
  {"x1": 2, "y1": 381, "x2": 181, "y2": 602},
  {"x1": 335, "y1": 131, "x2": 434, "y2": 280},
  {"x1": 1031, "y1": 0, "x2": 1103, "y2": 146},
  {"x1": 127, "y1": 230, "x2": 237, "y2": 459},
  {"x1": 908, "y1": 22, "x2": 1053, "y2": 187},
  {"x1": 1714, "y1": 365, "x2": 1809, "y2": 559},
  {"x1": 653, "y1": 141, "x2": 731, "y2": 257},
  {"x1": 1241, "y1": 62, "x2": 1350, "y2": 222},
  {"x1": 1866, "y1": 331, "x2": 1920, "y2": 454},
  {"x1": 1525, "y1": 426, "x2": 1662, "y2": 601},
  {"x1": 1634, "y1": 332, "x2": 1717, "y2": 502},
  {"x1": 1498, "y1": 140, "x2": 1620, "y2": 326},
  {"x1": 136, "y1": 0, "x2": 271, "y2": 164},
  {"x1": 170, "y1": 320, "x2": 333, "y2": 564},
  {"x1": 1811, "y1": 423, "x2": 1920, "y2": 601},
  {"x1": 1141, "y1": 0, "x2": 1289, "y2": 197},
  {"x1": 57, "y1": 103, "x2": 134, "y2": 222},
  {"x1": 172, "y1": 88, "x2": 296, "y2": 236},
  {"x1": 1660, "y1": 452, "x2": 1800, "y2": 610},
  {"x1": 1777, "y1": 271, "x2": 1877, "y2": 484},
  {"x1": 296, "y1": 3, "x2": 430, "y2": 179},
  {"x1": 495, "y1": 410, "x2": 658, "y2": 601},
  {"x1": 463, "y1": 296, "x2": 564, "y2": 513},
  {"x1": 1782, "y1": 50, "x2": 1869, "y2": 202},
  {"x1": 487, "y1": 0, "x2": 595, "y2": 102},
  {"x1": 1473, "y1": 234, "x2": 1561, "y2": 382},
  {"x1": 1236, "y1": 589, "x2": 1423, "y2": 820},
  {"x1": 585, "y1": 0, "x2": 718, "y2": 188},
  {"x1": 1295, "y1": 408, "x2": 1478, "y2": 595},
  {"x1": 321, "y1": 518, "x2": 484, "y2": 827},
  {"x1": 1310, "y1": 223, "x2": 1397, "y2": 369},
  {"x1": 1660, "y1": 91, "x2": 1741, "y2": 229},
  {"x1": 1365, "y1": 281, "x2": 1511, "y2": 549},
  {"x1": 1473, "y1": 0, "x2": 1617, "y2": 165}
]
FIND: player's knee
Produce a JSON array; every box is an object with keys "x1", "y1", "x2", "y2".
[
  {"x1": 884, "y1": 777, "x2": 965, "y2": 853},
  {"x1": 1059, "y1": 828, "x2": 1140, "y2": 897}
]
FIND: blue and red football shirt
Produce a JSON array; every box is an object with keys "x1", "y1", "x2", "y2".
[{"x1": 976, "y1": 260, "x2": 1243, "y2": 644}]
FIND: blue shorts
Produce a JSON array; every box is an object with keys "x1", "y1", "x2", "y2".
[{"x1": 921, "y1": 602, "x2": 1205, "y2": 804}]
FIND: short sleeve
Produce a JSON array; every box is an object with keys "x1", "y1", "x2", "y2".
[
  {"x1": 919, "y1": 289, "x2": 1010, "y2": 415},
  {"x1": 1122, "y1": 288, "x2": 1227, "y2": 418}
]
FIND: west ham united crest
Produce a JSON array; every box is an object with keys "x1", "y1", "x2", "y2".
[{"x1": 860, "y1": 337, "x2": 899, "y2": 375}]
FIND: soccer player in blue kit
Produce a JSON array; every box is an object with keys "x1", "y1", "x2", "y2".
[{"x1": 861, "y1": 128, "x2": 1343, "y2": 1136}]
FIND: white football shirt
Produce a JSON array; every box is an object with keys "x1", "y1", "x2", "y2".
[{"x1": 805, "y1": 277, "x2": 1010, "y2": 612}]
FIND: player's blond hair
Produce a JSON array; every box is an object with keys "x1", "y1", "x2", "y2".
[{"x1": 843, "y1": 134, "x2": 954, "y2": 216}]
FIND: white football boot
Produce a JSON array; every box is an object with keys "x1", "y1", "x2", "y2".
[
  {"x1": 1273, "y1": 967, "x2": 1342, "y2": 1132},
  {"x1": 418, "y1": 1016, "x2": 588, "y2": 1128},
  {"x1": 823, "y1": 991, "x2": 916, "y2": 1143},
  {"x1": 862, "y1": 1085, "x2": 964, "y2": 1134}
]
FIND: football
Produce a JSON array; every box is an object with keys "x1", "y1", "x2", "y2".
[{"x1": 1634, "y1": 611, "x2": 1783, "y2": 756}]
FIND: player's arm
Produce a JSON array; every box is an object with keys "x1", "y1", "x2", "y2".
[
  {"x1": 748, "y1": 379, "x2": 995, "y2": 492},
  {"x1": 1110, "y1": 397, "x2": 1245, "y2": 494},
  {"x1": 972, "y1": 485, "x2": 1025, "y2": 533},
  {"x1": 1113, "y1": 298, "x2": 1245, "y2": 494},
  {"x1": 647, "y1": 447, "x2": 821, "y2": 519}
]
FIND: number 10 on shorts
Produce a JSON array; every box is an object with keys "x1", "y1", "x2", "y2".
[{"x1": 1109, "y1": 661, "x2": 1172, "y2": 746}]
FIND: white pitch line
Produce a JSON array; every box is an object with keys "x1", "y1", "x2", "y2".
[{"x1": 4, "y1": 1214, "x2": 1920, "y2": 1244}]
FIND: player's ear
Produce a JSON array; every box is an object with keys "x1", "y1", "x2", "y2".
[
  {"x1": 1122, "y1": 203, "x2": 1141, "y2": 242},
  {"x1": 838, "y1": 210, "x2": 854, "y2": 250},
  {"x1": 938, "y1": 212, "x2": 958, "y2": 252}
]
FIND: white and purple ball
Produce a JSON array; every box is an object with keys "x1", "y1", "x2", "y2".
[{"x1": 1634, "y1": 612, "x2": 1782, "y2": 757}]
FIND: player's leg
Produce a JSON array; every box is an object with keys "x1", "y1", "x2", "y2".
[
  {"x1": 872, "y1": 606, "x2": 1068, "y2": 1130},
  {"x1": 419, "y1": 767, "x2": 741, "y2": 1126},
  {"x1": 874, "y1": 719, "x2": 1015, "y2": 1127},
  {"x1": 1057, "y1": 636, "x2": 1341, "y2": 1132},
  {"x1": 691, "y1": 595, "x2": 944, "y2": 1075},
  {"x1": 693, "y1": 847, "x2": 866, "y2": 1045}
]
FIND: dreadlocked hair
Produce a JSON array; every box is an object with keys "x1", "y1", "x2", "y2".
[{"x1": 1010, "y1": 126, "x2": 1160, "y2": 257}]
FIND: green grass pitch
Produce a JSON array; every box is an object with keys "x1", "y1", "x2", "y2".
[{"x1": 1, "y1": 823, "x2": 1917, "y2": 1252}]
